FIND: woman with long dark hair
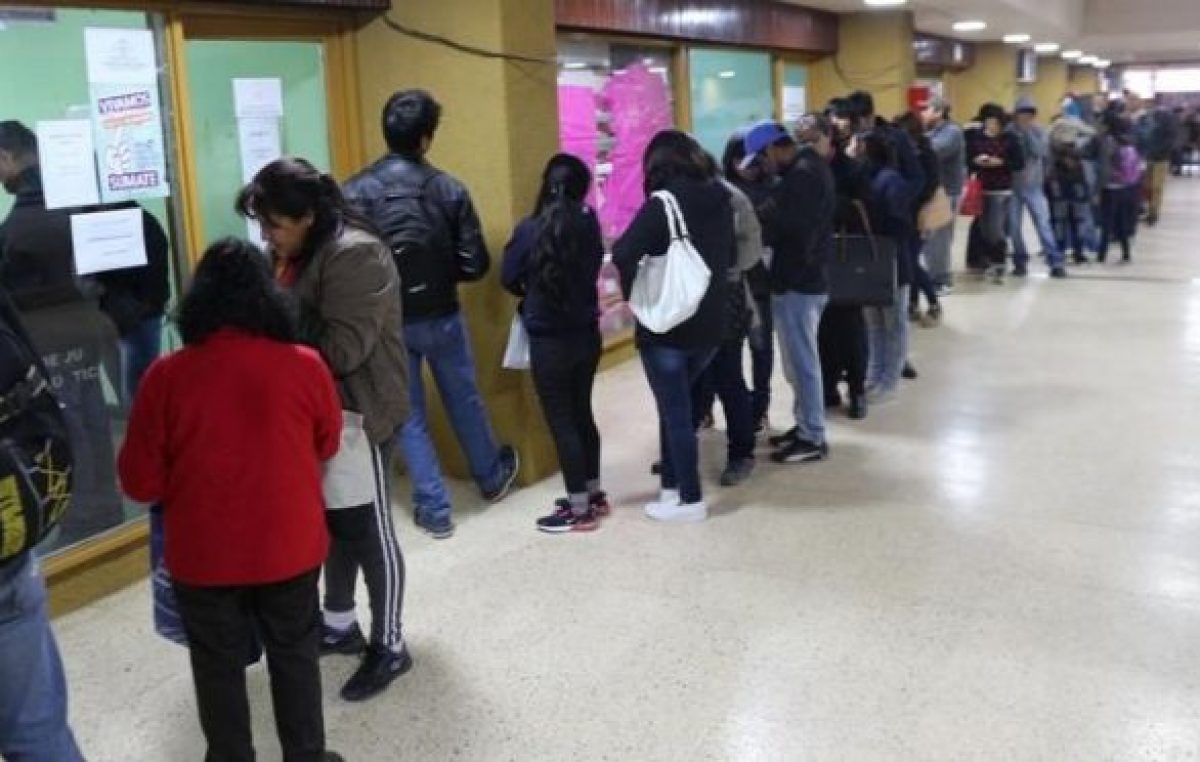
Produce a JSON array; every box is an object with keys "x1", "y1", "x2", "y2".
[
  {"x1": 236, "y1": 157, "x2": 412, "y2": 703},
  {"x1": 119, "y1": 238, "x2": 346, "y2": 762},
  {"x1": 613, "y1": 130, "x2": 731, "y2": 523},
  {"x1": 502, "y1": 154, "x2": 606, "y2": 532}
]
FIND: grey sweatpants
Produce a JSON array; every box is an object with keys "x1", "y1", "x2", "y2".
[{"x1": 323, "y1": 442, "x2": 406, "y2": 649}]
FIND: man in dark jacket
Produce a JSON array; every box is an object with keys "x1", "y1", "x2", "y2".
[
  {"x1": 744, "y1": 120, "x2": 835, "y2": 464},
  {"x1": 343, "y1": 90, "x2": 518, "y2": 540},
  {"x1": 0, "y1": 284, "x2": 84, "y2": 762},
  {"x1": 0, "y1": 120, "x2": 123, "y2": 548},
  {"x1": 1140, "y1": 106, "x2": 1180, "y2": 225}
]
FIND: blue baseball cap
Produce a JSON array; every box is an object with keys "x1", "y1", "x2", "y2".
[{"x1": 740, "y1": 120, "x2": 793, "y2": 169}]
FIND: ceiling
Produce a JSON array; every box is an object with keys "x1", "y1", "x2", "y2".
[{"x1": 778, "y1": 0, "x2": 1200, "y2": 65}]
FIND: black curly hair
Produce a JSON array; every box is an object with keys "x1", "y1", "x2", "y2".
[{"x1": 177, "y1": 237, "x2": 297, "y2": 346}]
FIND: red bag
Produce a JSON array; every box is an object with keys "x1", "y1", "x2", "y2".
[{"x1": 960, "y1": 176, "x2": 983, "y2": 217}]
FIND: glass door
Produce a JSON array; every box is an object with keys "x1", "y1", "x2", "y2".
[{"x1": 182, "y1": 37, "x2": 331, "y2": 247}]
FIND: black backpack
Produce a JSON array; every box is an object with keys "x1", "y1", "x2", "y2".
[
  {"x1": 374, "y1": 167, "x2": 457, "y2": 317},
  {"x1": 0, "y1": 291, "x2": 73, "y2": 565}
]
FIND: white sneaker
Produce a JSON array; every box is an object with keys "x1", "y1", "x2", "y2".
[{"x1": 645, "y1": 500, "x2": 708, "y2": 523}]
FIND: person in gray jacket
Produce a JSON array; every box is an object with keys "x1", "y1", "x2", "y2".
[
  {"x1": 237, "y1": 157, "x2": 412, "y2": 704},
  {"x1": 1010, "y1": 97, "x2": 1067, "y2": 278},
  {"x1": 921, "y1": 97, "x2": 964, "y2": 291}
]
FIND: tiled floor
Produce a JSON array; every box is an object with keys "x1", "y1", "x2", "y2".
[{"x1": 58, "y1": 179, "x2": 1200, "y2": 761}]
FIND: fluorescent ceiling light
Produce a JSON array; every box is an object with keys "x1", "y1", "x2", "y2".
[
  {"x1": 1034, "y1": 42, "x2": 1061, "y2": 53},
  {"x1": 1079, "y1": 55, "x2": 1099, "y2": 65},
  {"x1": 864, "y1": 0, "x2": 907, "y2": 6},
  {"x1": 562, "y1": 61, "x2": 587, "y2": 70},
  {"x1": 1094, "y1": 59, "x2": 1111, "y2": 68},
  {"x1": 952, "y1": 20, "x2": 987, "y2": 32},
  {"x1": 717, "y1": 70, "x2": 737, "y2": 79},
  {"x1": 1003, "y1": 34, "x2": 1031, "y2": 44},
  {"x1": 1062, "y1": 50, "x2": 1083, "y2": 59}
]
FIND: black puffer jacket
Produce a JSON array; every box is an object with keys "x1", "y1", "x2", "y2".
[{"x1": 344, "y1": 154, "x2": 489, "y2": 322}]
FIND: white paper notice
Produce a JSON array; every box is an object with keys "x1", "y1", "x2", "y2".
[
  {"x1": 238, "y1": 117, "x2": 282, "y2": 241},
  {"x1": 70, "y1": 208, "x2": 147, "y2": 276},
  {"x1": 84, "y1": 28, "x2": 157, "y2": 85},
  {"x1": 36, "y1": 120, "x2": 100, "y2": 210},
  {"x1": 783, "y1": 85, "x2": 807, "y2": 125},
  {"x1": 233, "y1": 78, "x2": 284, "y2": 119}
]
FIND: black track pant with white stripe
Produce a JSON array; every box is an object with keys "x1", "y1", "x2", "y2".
[{"x1": 323, "y1": 442, "x2": 406, "y2": 649}]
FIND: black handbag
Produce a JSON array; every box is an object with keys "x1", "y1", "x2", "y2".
[{"x1": 827, "y1": 202, "x2": 898, "y2": 308}]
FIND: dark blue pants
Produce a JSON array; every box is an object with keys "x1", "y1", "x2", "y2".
[
  {"x1": 748, "y1": 294, "x2": 774, "y2": 424},
  {"x1": 640, "y1": 344, "x2": 715, "y2": 504}
]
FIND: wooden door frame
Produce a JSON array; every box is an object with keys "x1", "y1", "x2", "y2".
[{"x1": 168, "y1": 13, "x2": 363, "y2": 266}]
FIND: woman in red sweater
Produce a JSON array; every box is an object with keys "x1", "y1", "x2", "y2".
[{"x1": 118, "y1": 238, "x2": 345, "y2": 762}]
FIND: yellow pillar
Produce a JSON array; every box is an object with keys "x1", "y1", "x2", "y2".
[
  {"x1": 809, "y1": 11, "x2": 915, "y2": 118},
  {"x1": 1022, "y1": 57, "x2": 1070, "y2": 120},
  {"x1": 947, "y1": 43, "x2": 1017, "y2": 124},
  {"x1": 353, "y1": 2, "x2": 560, "y2": 484}
]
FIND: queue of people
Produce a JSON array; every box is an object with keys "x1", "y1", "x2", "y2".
[{"x1": 0, "y1": 82, "x2": 1177, "y2": 760}]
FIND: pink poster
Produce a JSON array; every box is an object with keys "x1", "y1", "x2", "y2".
[
  {"x1": 557, "y1": 84, "x2": 600, "y2": 209},
  {"x1": 600, "y1": 64, "x2": 674, "y2": 239}
]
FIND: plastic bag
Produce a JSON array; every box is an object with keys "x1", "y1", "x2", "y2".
[
  {"x1": 502, "y1": 313, "x2": 531, "y2": 370},
  {"x1": 628, "y1": 191, "x2": 712, "y2": 334}
]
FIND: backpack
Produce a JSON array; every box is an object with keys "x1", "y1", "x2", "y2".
[
  {"x1": 1117, "y1": 144, "x2": 1142, "y2": 186},
  {"x1": 0, "y1": 292, "x2": 72, "y2": 565},
  {"x1": 372, "y1": 167, "x2": 458, "y2": 318}
]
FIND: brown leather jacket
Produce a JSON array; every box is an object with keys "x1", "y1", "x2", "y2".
[{"x1": 288, "y1": 226, "x2": 408, "y2": 445}]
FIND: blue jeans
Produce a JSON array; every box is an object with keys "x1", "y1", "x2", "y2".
[
  {"x1": 1010, "y1": 185, "x2": 1064, "y2": 268},
  {"x1": 640, "y1": 344, "x2": 715, "y2": 505},
  {"x1": 925, "y1": 194, "x2": 959, "y2": 287},
  {"x1": 865, "y1": 284, "x2": 910, "y2": 396},
  {"x1": 772, "y1": 292, "x2": 828, "y2": 446},
  {"x1": 120, "y1": 315, "x2": 163, "y2": 403},
  {"x1": 0, "y1": 554, "x2": 84, "y2": 762},
  {"x1": 396, "y1": 312, "x2": 504, "y2": 526}
]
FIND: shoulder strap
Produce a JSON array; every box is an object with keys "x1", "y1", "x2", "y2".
[{"x1": 651, "y1": 190, "x2": 682, "y2": 242}]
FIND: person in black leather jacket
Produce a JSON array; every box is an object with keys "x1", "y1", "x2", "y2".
[{"x1": 343, "y1": 90, "x2": 519, "y2": 540}]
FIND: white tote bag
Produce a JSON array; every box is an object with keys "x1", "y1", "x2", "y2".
[
  {"x1": 628, "y1": 190, "x2": 712, "y2": 334},
  {"x1": 323, "y1": 411, "x2": 376, "y2": 511},
  {"x1": 502, "y1": 313, "x2": 531, "y2": 370}
]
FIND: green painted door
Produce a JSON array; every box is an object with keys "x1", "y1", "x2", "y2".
[{"x1": 183, "y1": 39, "x2": 331, "y2": 247}]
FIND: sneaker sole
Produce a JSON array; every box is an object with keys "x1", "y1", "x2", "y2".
[
  {"x1": 645, "y1": 508, "x2": 707, "y2": 523},
  {"x1": 772, "y1": 452, "x2": 828, "y2": 465}
]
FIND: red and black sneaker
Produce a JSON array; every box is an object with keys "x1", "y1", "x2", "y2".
[
  {"x1": 590, "y1": 491, "x2": 612, "y2": 517},
  {"x1": 536, "y1": 500, "x2": 599, "y2": 533}
]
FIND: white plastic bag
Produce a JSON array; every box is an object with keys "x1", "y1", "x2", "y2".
[
  {"x1": 629, "y1": 190, "x2": 712, "y2": 334},
  {"x1": 502, "y1": 313, "x2": 531, "y2": 370},
  {"x1": 323, "y1": 411, "x2": 376, "y2": 510}
]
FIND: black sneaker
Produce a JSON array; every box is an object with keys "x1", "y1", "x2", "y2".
[
  {"x1": 770, "y1": 439, "x2": 828, "y2": 464},
  {"x1": 482, "y1": 445, "x2": 520, "y2": 502},
  {"x1": 848, "y1": 394, "x2": 868, "y2": 420},
  {"x1": 650, "y1": 460, "x2": 662, "y2": 476},
  {"x1": 340, "y1": 644, "x2": 413, "y2": 703},
  {"x1": 590, "y1": 491, "x2": 612, "y2": 517},
  {"x1": 320, "y1": 622, "x2": 366, "y2": 657},
  {"x1": 415, "y1": 513, "x2": 455, "y2": 540},
  {"x1": 536, "y1": 500, "x2": 599, "y2": 533},
  {"x1": 324, "y1": 753, "x2": 346, "y2": 762},
  {"x1": 768, "y1": 427, "x2": 799, "y2": 449},
  {"x1": 720, "y1": 458, "x2": 755, "y2": 487},
  {"x1": 1050, "y1": 266, "x2": 1068, "y2": 279},
  {"x1": 1011, "y1": 264, "x2": 1028, "y2": 277},
  {"x1": 902, "y1": 362, "x2": 918, "y2": 380}
]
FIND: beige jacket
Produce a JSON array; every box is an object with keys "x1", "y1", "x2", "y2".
[{"x1": 290, "y1": 226, "x2": 409, "y2": 445}]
